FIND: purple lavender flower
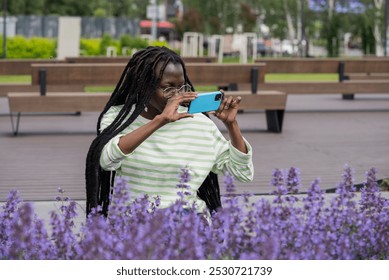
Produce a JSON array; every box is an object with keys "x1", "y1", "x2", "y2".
[
  {"x1": 1, "y1": 166, "x2": 389, "y2": 260},
  {"x1": 224, "y1": 170, "x2": 236, "y2": 194},
  {"x1": 270, "y1": 168, "x2": 288, "y2": 204},
  {"x1": 286, "y1": 167, "x2": 301, "y2": 194},
  {"x1": 176, "y1": 166, "x2": 192, "y2": 200},
  {"x1": 360, "y1": 168, "x2": 388, "y2": 213}
]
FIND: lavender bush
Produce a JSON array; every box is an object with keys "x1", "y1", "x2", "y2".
[{"x1": 1, "y1": 165, "x2": 388, "y2": 260}]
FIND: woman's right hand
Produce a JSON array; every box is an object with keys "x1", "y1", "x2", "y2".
[{"x1": 160, "y1": 92, "x2": 198, "y2": 123}]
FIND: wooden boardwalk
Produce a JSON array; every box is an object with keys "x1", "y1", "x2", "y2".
[{"x1": 1, "y1": 93, "x2": 389, "y2": 202}]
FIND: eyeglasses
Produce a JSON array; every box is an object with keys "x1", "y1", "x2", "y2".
[{"x1": 159, "y1": 84, "x2": 192, "y2": 98}]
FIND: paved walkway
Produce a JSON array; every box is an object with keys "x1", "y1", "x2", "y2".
[{"x1": 1, "y1": 93, "x2": 388, "y2": 221}]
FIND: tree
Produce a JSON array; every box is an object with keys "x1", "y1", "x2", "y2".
[
  {"x1": 43, "y1": 0, "x2": 93, "y2": 16},
  {"x1": 6, "y1": 0, "x2": 45, "y2": 15}
]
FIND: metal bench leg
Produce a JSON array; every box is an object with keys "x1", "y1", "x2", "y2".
[
  {"x1": 338, "y1": 62, "x2": 354, "y2": 100},
  {"x1": 342, "y1": 94, "x2": 354, "y2": 100},
  {"x1": 265, "y1": 110, "x2": 284, "y2": 133},
  {"x1": 10, "y1": 112, "x2": 21, "y2": 136}
]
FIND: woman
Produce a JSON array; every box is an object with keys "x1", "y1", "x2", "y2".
[{"x1": 85, "y1": 46, "x2": 253, "y2": 216}]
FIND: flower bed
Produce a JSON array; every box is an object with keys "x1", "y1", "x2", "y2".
[{"x1": 1, "y1": 165, "x2": 388, "y2": 260}]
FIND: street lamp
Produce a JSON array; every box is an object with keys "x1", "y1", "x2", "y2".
[
  {"x1": 150, "y1": 0, "x2": 157, "y2": 41},
  {"x1": 384, "y1": 0, "x2": 388, "y2": 56},
  {"x1": 2, "y1": 0, "x2": 6, "y2": 59},
  {"x1": 301, "y1": 0, "x2": 306, "y2": 57}
]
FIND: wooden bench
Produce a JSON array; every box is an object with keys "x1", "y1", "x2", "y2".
[
  {"x1": 0, "y1": 59, "x2": 66, "y2": 75},
  {"x1": 0, "y1": 56, "x2": 216, "y2": 75},
  {"x1": 0, "y1": 56, "x2": 218, "y2": 96},
  {"x1": 25, "y1": 62, "x2": 286, "y2": 133},
  {"x1": 29, "y1": 62, "x2": 266, "y2": 90},
  {"x1": 253, "y1": 58, "x2": 389, "y2": 99},
  {"x1": 7, "y1": 91, "x2": 286, "y2": 135},
  {"x1": 7, "y1": 92, "x2": 108, "y2": 135},
  {"x1": 65, "y1": 56, "x2": 217, "y2": 63},
  {"x1": 338, "y1": 59, "x2": 389, "y2": 85},
  {"x1": 0, "y1": 84, "x2": 85, "y2": 97}
]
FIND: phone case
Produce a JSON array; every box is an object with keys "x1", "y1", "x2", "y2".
[{"x1": 188, "y1": 91, "x2": 223, "y2": 114}]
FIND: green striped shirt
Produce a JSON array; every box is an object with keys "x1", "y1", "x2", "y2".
[{"x1": 100, "y1": 105, "x2": 254, "y2": 212}]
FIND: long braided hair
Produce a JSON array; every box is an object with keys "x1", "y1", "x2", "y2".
[{"x1": 85, "y1": 46, "x2": 221, "y2": 216}]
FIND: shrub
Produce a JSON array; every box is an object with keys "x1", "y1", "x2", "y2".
[
  {"x1": 99, "y1": 34, "x2": 120, "y2": 56},
  {"x1": 80, "y1": 38, "x2": 101, "y2": 56},
  {"x1": 150, "y1": 40, "x2": 171, "y2": 48},
  {"x1": 120, "y1": 35, "x2": 148, "y2": 54},
  {"x1": 0, "y1": 36, "x2": 56, "y2": 58},
  {"x1": 0, "y1": 165, "x2": 388, "y2": 260}
]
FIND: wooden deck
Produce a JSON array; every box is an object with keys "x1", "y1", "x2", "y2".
[{"x1": 1, "y1": 93, "x2": 389, "y2": 202}]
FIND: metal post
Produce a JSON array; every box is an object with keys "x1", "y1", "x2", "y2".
[
  {"x1": 251, "y1": 67, "x2": 259, "y2": 94},
  {"x1": 150, "y1": 0, "x2": 157, "y2": 41},
  {"x1": 384, "y1": 0, "x2": 388, "y2": 56},
  {"x1": 39, "y1": 69, "x2": 46, "y2": 96},
  {"x1": 301, "y1": 0, "x2": 306, "y2": 57},
  {"x1": 2, "y1": 0, "x2": 6, "y2": 59}
]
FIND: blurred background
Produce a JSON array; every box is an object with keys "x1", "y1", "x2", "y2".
[{"x1": 0, "y1": 0, "x2": 388, "y2": 61}]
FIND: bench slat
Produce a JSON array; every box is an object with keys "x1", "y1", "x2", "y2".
[
  {"x1": 255, "y1": 58, "x2": 389, "y2": 74},
  {"x1": 8, "y1": 93, "x2": 110, "y2": 112},
  {"x1": 224, "y1": 91, "x2": 287, "y2": 110},
  {"x1": 0, "y1": 84, "x2": 85, "y2": 97},
  {"x1": 7, "y1": 91, "x2": 286, "y2": 134},
  {"x1": 8, "y1": 91, "x2": 286, "y2": 112},
  {"x1": 257, "y1": 81, "x2": 389, "y2": 94},
  {"x1": 30, "y1": 63, "x2": 266, "y2": 86}
]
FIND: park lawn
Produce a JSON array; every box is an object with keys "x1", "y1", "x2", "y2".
[
  {"x1": 0, "y1": 75, "x2": 31, "y2": 83},
  {"x1": 266, "y1": 73, "x2": 338, "y2": 82},
  {"x1": 84, "y1": 86, "x2": 114, "y2": 92}
]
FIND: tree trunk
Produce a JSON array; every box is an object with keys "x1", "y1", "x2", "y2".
[{"x1": 374, "y1": 0, "x2": 384, "y2": 56}]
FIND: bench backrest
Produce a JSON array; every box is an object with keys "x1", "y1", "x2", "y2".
[
  {"x1": 65, "y1": 56, "x2": 217, "y2": 64},
  {"x1": 255, "y1": 58, "x2": 340, "y2": 73},
  {"x1": 0, "y1": 56, "x2": 217, "y2": 75},
  {"x1": 30, "y1": 63, "x2": 266, "y2": 93},
  {"x1": 254, "y1": 58, "x2": 389, "y2": 74},
  {"x1": 8, "y1": 91, "x2": 286, "y2": 113},
  {"x1": 0, "y1": 59, "x2": 66, "y2": 75}
]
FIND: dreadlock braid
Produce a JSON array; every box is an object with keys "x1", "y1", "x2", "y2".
[{"x1": 85, "y1": 46, "x2": 221, "y2": 217}]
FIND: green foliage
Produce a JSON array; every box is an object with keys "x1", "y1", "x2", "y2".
[
  {"x1": 99, "y1": 34, "x2": 120, "y2": 56},
  {"x1": 120, "y1": 35, "x2": 148, "y2": 53},
  {"x1": 150, "y1": 40, "x2": 170, "y2": 48},
  {"x1": 380, "y1": 178, "x2": 389, "y2": 191},
  {"x1": 44, "y1": 0, "x2": 93, "y2": 16},
  {"x1": 80, "y1": 35, "x2": 150, "y2": 56},
  {"x1": 7, "y1": 0, "x2": 45, "y2": 15},
  {"x1": 80, "y1": 38, "x2": 101, "y2": 56},
  {"x1": 93, "y1": 8, "x2": 107, "y2": 17},
  {"x1": 0, "y1": 36, "x2": 56, "y2": 59}
]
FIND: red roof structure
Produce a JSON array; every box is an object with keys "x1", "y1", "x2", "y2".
[{"x1": 139, "y1": 20, "x2": 175, "y2": 29}]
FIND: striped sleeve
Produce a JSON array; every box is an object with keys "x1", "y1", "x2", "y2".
[
  {"x1": 99, "y1": 105, "x2": 123, "y2": 133},
  {"x1": 100, "y1": 135, "x2": 129, "y2": 171},
  {"x1": 99, "y1": 105, "x2": 130, "y2": 171},
  {"x1": 211, "y1": 128, "x2": 254, "y2": 183}
]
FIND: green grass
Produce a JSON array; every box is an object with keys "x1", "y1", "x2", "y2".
[
  {"x1": 266, "y1": 73, "x2": 338, "y2": 82},
  {"x1": 0, "y1": 75, "x2": 31, "y2": 83},
  {"x1": 84, "y1": 86, "x2": 114, "y2": 92}
]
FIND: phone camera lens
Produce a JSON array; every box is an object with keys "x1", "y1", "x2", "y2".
[{"x1": 215, "y1": 94, "x2": 222, "y2": 101}]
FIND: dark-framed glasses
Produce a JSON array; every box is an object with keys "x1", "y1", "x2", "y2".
[{"x1": 159, "y1": 84, "x2": 192, "y2": 98}]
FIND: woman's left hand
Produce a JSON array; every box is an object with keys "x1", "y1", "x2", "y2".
[{"x1": 212, "y1": 94, "x2": 242, "y2": 124}]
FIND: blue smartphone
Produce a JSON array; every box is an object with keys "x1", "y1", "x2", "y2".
[{"x1": 188, "y1": 91, "x2": 223, "y2": 114}]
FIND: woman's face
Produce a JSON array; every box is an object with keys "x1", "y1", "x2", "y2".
[{"x1": 147, "y1": 62, "x2": 185, "y2": 114}]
